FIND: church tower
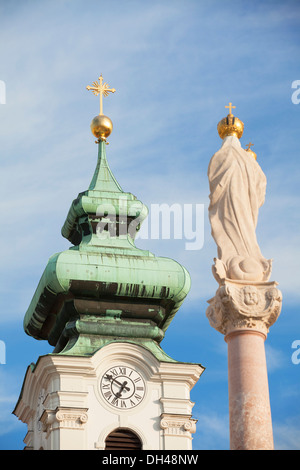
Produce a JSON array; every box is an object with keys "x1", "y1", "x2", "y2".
[{"x1": 13, "y1": 76, "x2": 204, "y2": 451}]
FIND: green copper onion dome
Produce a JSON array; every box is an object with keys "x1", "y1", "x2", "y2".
[{"x1": 23, "y1": 76, "x2": 191, "y2": 360}]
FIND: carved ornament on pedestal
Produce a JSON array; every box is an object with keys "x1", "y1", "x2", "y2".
[{"x1": 206, "y1": 279, "x2": 282, "y2": 337}]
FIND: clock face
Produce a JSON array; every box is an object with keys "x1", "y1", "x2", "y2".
[{"x1": 100, "y1": 365, "x2": 145, "y2": 409}]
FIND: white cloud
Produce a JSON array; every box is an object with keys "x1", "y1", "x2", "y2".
[
  {"x1": 0, "y1": 369, "x2": 24, "y2": 438},
  {"x1": 193, "y1": 411, "x2": 229, "y2": 450},
  {"x1": 274, "y1": 417, "x2": 300, "y2": 450},
  {"x1": 265, "y1": 344, "x2": 285, "y2": 373}
]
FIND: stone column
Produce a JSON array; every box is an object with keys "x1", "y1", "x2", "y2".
[
  {"x1": 206, "y1": 279, "x2": 282, "y2": 450},
  {"x1": 206, "y1": 109, "x2": 283, "y2": 450}
]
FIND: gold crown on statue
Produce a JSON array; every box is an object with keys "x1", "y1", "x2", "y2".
[{"x1": 217, "y1": 102, "x2": 244, "y2": 140}]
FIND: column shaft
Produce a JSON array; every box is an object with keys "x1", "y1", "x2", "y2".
[{"x1": 225, "y1": 329, "x2": 273, "y2": 450}]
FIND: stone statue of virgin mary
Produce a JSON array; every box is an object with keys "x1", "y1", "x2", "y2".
[{"x1": 208, "y1": 113, "x2": 272, "y2": 283}]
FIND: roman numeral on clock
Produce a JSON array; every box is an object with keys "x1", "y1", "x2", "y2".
[
  {"x1": 104, "y1": 391, "x2": 112, "y2": 401},
  {"x1": 111, "y1": 396, "x2": 119, "y2": 406}
]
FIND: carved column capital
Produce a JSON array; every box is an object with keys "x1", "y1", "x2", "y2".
[
  {"x1": 40, "y1": 407, "x2": 88, "y2": 435},
  {"x1": 160, "y1": 413, "x2": 197, "y2": 436},
  {"x1": 206, "y1": 279, "x2": 282, "y2": 337}
]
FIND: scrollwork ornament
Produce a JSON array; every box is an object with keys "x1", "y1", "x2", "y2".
[
  {"x1": 160, "y1": 415, "x2": 197, "y2": 435},
  {"x1": 160, "y1": 419, "x2": 169, "y2": 430},
  {"x1": 55, "y1": 411, "x2": 65, "y2": 422},
  {"x1": 79, "y1": 413, "x2": 88, "y2": 424},
  {"x1": 183, "y1": 420, "x2": 194, "y2": 432},
  {"x1": 54, "y1": 408, "x2": 88, "y2": 428}
]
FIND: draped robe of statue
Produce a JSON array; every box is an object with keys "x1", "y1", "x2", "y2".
[{"x1": 208, "y1": 136, "x2": 272, "y2": 282}]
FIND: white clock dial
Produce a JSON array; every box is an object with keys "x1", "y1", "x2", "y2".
[{"x1": 100, "y1": 365, "x2": 145, "y2": 409}]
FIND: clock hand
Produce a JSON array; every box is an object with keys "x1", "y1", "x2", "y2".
[
  {"x1": 105, "y1": 374, "x2": 130, "y2": 392},
  {"x1": 115, "y1": 381, "x2": 129, "y2": 398},
  {"x1": 111, "y1": 378, "x2": 130, "y2": 392},
  {"x1": 104, "y1": 374, "x2": 113, "y2": 381},
  {"x1": 119, "y1": 380, "x2": 128, "y2": 392}
]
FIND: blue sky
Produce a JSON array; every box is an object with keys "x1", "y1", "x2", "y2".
[{"x1": 0, "y1": 0, "x2": 299, "y2": 450}]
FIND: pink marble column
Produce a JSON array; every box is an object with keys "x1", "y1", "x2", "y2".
[
  {"x1": 225, "y1": 329, "x2": 273, "y2": 450},
  {"x1": 206, "y1": 280, "x2": 282, "y2": 450}
]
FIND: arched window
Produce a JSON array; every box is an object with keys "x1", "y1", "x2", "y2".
[{"x1": 105, "y1": 428, "x2": 142, "y2": 450}]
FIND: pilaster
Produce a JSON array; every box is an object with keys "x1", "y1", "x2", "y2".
[
  {"x1": 160, "y1": 413, "x2": 197, "y2": 450},
  {"x1": 40, "y1": 407, "x2": 88, "y2": 450}
]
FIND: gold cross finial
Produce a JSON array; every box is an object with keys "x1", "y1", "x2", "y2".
[
  {"x1": 86, "y1": 74, "x2": 116, "y2": 115},
  {"x1": 225, "y1": 102, "x2": 236, "y2": 115},
  {"x1": 246, "y1": 142, "x2": 254, "y2": 150}
]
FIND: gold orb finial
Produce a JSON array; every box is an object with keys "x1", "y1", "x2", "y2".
[
  {"x1": 90, "y1": 114, "x2": 113, "y2": 142},
  {"x1": 245, "y1": 142, "x2": 257, "y2": 160},
  {"x1": 217, "y1": 102, "x2": 244, "y2": 140},
  {"x1": 86, "y1": 74, "x2": 116, "y2": 142}
]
